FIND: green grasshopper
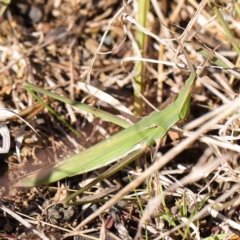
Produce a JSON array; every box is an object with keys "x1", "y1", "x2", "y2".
[
  {"x1": 12, "y1": 0, "x2": 240, "y2": 206},
  {"x1": 14, "y1": 71, "x2": 196, "y2": 205}
]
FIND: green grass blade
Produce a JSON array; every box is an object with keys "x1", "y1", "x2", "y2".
[
  {"x1": 194, "y1": 43, "x2": 240, "y2": 78},
  {"x1": 195, "y1": 45, "x2": 230, "y2": 68},
  {"x1": 211, "y1": 1, "x2": 240, "y2": 57},
  {"x1": 235, "y1": 2, "x2": 240, "y2": 17},
  {"x1": 134, "y1": 0, "x2": 150, "y2": 117}
]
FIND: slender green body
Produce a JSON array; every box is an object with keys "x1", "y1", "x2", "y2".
[{"x1": 14, "y1": 73, "x2": 196, "y2": 187}]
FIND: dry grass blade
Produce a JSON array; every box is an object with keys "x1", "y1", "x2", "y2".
[
  {"x1": 0, "y1": 200, "x2": 49, "y2": 240},
  {"x1": 123, "y1": 13, "x2": 176, "y2": 53},
  {"x1": 77, "y1": 82, "x2": 137, "y2": 123},
  {"x1": 2, "y1": 0, "x2": 240, "y2": 238},
  {"x1": 0, "y1": 108, "x2": 37, "y2": 154},
  {"x1": 0, "y1": 108, "x2": 38, "y2": 133},
  {"x1": 156, "y1": 183, "x2": 240, "y2": 239},
  {"x1": 87, "y1": 0, "x2": 133, "y2": 83},
  {"x1": 0, "y1": 121, "x2": 10, "y2": 154}
]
